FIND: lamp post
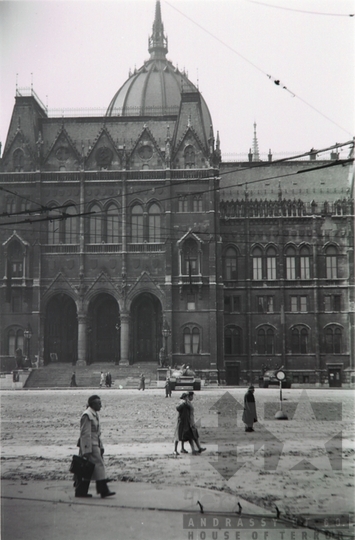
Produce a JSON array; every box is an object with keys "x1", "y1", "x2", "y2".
[
  {"x1": 24, "y1": 327, "x2": 32, "y2": 367},
  {"x1": 162, "y1": 319, "x2": 171, "y2": 367},
  {"x1": 115, "y1": 322, "x2": 121, "y2": 365},
  {"x1": 274, "y1": 370, "x2": 288, "y2": 420}
]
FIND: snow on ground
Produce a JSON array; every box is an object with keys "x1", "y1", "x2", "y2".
[{"x1": 1, "y1": 387, "x2": 354, "y2": 517}]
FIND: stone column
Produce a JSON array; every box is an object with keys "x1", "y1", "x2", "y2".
[
  {"x1": 120, "y1": 312, "x2": 130, "y2": 366},
  {"x1": 77, "y1": 314, "x2": 87, "y2": 366}
]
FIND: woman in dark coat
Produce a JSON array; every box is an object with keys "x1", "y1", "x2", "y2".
[
  {"x1": 242, "y1": 386, "x2": 258, "y2": 432},
  {"x1": 174, "y1": 392, "x2": 206, "y2": 455},
  {"x1": 174, "y1": 393, "x2": 194, "y2": 455}
]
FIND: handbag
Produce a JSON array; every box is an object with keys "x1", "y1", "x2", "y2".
[{"x1": 69, "y1": 455, "x2": 95, "y2": 479}]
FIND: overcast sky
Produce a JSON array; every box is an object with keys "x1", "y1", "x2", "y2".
[{"x1": 0, "y1": 0, "x2": 354, "y2": 160}]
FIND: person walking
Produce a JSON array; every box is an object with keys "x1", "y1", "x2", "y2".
[
  {"x1": 174, "y1": 393, "x2": 193, "y2": 455},
  {"x1": 70, "y1": 372, "x2": 77, "y2": 387},
  {"x1": 165, "y1": 377, "x2": 172, "y2": 397},
  {"x1": 242, "y1": 385, "x2": 258, "y2": 432},
  {"x1": 74, "y1": 395, "x2": 115, "y2": 498},
  {"x1": 187, "y1": 391, "x2": 206, "y2": 454},
  {"x1": 138, "y1": 373, "x2": 145, "y2": 391},
  {"x1": 99, "y1": 371, "x2": 105, "y2": 387},
  {"x1": 105, "y1": 372, "x2": 112, "y2": 388}
]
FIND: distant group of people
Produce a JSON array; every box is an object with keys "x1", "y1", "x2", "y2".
[{"x1": 100, "y1": 371, "x2": 112, "y2": 388}]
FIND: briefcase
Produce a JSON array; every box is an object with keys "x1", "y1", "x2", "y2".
[{"x1": 69, "y1": 455, "x2": 95, "y2": 479}]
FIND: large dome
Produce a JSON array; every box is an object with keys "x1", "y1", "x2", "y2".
[{"x1": 106, "y1": 1, "x2": 213, "y2": 137}]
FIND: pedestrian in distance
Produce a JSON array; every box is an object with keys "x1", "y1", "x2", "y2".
[
  {"x1": 74, "y1": 395, "x2": 115, "y2": 498},
  {"x1": 99, "y1": 371, "x2": 105, "y2": 387},
  {"x1": 105, "y1": 372, "x2": 112, "y2": 388},
  {"x1": 165, "y1": 377, "x2": 172, "y2": 397},
  {"x1": 70, "y1": 372, "x2": 77, "y2": 387},
  {"x1": 242, "y1": 385, "x2": 258, "y2": 432},
  {"x1": 138, "y1": 373, "x2": 145, "y2": 391}
]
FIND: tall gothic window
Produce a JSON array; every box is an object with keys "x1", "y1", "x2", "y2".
[
  {"x1": 13, "y1": 149, "x2": 24, "y2": 172},
  {"x1": 131, "y1": 204, "x2": 143, "y2": 243},
  {"x1": 286, "y1": 246, "x2": 296, "y2": 279},
  {"x1": 107, "y1": 204, "x2": 120, "y2": 243},
  {"x1": 148, "y1": 203, "x2": 161, "y2": 242},
  {"x1": 64, "y1": 205, "x2": 77, "y2": 244},
  {"x1": 326, "y1": 246, "x2": 338, "y2": 278},
  {"x1": 224, "y1": 247, "x2": 238, "y2": 280},
  {"x1": 178, "y1": 196, "x2": 188, "y2": 212},
  {"x1": 183, "y1": 239, "x2": 199, "y2": 275},
  {"x1": 291, "y1": 326, "x2": 309, "y2": 354},
  {"x1": 184, "y1": 145, "x2": 195, "y2": 168},
  {"x1": 325, "y1": 326, "x2": 342, "y2": 354},
  {"x1": 193, "y1": 195, "x2": 203, "y2": 212},
  {"x1": 300, "y1": 246, "x2": 310, "y2": 279},
  {"x1": 183, "y1": 326, "x2": 200, "y2": 354},
  {"x1": 252, "y1": 247, "x2": 263, "y2": 280},
  {"x1": 257, "y1": 327, "x2": 275, "y2": 355},
  {"x1": 7, "y1": 241, "x2": 24, "y2": 279},
  {"x1": 89, "y1": 204, "x2": 102, "y2": 243},
  {"x1": 266, "y1": 247, "x2": 277, "y2": 280},
  {"x1": 224, "y1": 326, "x2": 242, "y2": 355}
]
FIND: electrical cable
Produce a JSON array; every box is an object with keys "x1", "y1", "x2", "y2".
[
  {"x1": 165, "y1": 1, "x2": 353, "y2": 136},
  {"x1": 245, "y1": 0, "x2": 355, "y2": 18}
]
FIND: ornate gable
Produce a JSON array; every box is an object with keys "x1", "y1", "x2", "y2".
[
  {"x1": 128, "y1": 271, "x2": 164, "y2": 302},
  {"x1": 2, "y1": 129, "x2": 36, "y2": 172},
  {"x1": 86, "y1": 272, "x2": 118, "y2": 296},
  {"x1": 42, "y1": 272, "x2": 76, "y2": 299},
  {"x1": 85, "y1": 127, "x2": 120, "y2": 170},
  {"x1": 129, "y1": 125, "x2": 165, "y2": 170},
  {"x1": 44, "y1": 126, "x2": 81, "y2": 171},
  {"x1": 177, "y1": 229, "x2": 204, "y2": 246},
  {"x1": 172, "y1": 126, "x2": 208, "y2": 169}
]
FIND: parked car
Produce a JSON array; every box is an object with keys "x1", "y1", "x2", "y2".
[{"x1": 259, "y1": 369, "x2": 292, "y2": 389}]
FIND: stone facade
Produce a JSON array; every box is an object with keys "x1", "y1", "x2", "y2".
[{"x1": 0, "y1": 1, "x2": 353, "y2": 385}]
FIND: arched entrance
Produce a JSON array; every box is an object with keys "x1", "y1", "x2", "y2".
[
  {"x1": 131, "y1": 293, "x2": 162, "y2": 363},
  {"x1": 44, "y1": 294, "x2": 77, "y2": 364},
  {"x1": 87, "y1": 294, "x2": 120, "y2": 363}
]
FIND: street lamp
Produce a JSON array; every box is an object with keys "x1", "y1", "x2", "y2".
[
  {"x1": 162, "y1": 319, "x2": 171, "y2": 367},
  {"x1": 24, "y1": 327, "x2": 32, "y2": 366},
  {"x1": 274, "y1": 370, "x2": 288, "y2": 420}
]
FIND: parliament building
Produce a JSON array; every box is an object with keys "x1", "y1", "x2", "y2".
[{"x1": 0, "y1": 1, "x2": 353, "y2": 386}]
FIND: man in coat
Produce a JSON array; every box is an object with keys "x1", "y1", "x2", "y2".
[
  {"x1": 242, "y1": 386, "x2": 258, "y2": 432},
  {"x1": 74, "y1": 395, "x2": 115, "y2": 498}
]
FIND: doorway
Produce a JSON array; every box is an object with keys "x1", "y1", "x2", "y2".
[
  {"x1": 44, "y1": 294, "x2": 77, "y2": 364},
  {"x1": 131, "y1": 293, "x2": 162, "y2": 363},
  {"x1": 225, "y1": 363, "x2": 240, "y2": 386},
  {"x1": 87, "y1": 294, "x2": 120, "y2": 363}
]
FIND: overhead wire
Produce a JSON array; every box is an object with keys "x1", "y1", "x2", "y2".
[
  {"x1": 245, "y1": 0, "x2": 355, "y2": 18},
  {"x1": 165, "y1": 1, "x2": 354, "y2": 136}
]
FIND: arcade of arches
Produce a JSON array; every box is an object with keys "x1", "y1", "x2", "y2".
[{"x1": 43, "y1": 292, "x2": 163, "y2": 365}]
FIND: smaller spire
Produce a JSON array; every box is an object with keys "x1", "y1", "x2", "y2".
[{"x1": 252, "y1": 121, "x2": 260, "y2": 161}]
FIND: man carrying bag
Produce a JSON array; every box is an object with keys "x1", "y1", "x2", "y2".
[{"x1": 73, "y1": 395, "x2": 115, "y2": 498}]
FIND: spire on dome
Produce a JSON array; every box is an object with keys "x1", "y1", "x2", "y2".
[
  {"x1": 148, "y1": 1, "x2": 168, "y2": 59},
  {"x1": 252, "y1": 121, "x2": 260, "y2": 162}
]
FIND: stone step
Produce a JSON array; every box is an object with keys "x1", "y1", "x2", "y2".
[{"x1": 24, "y1": 362, "x2": 159, "y2": 388}]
